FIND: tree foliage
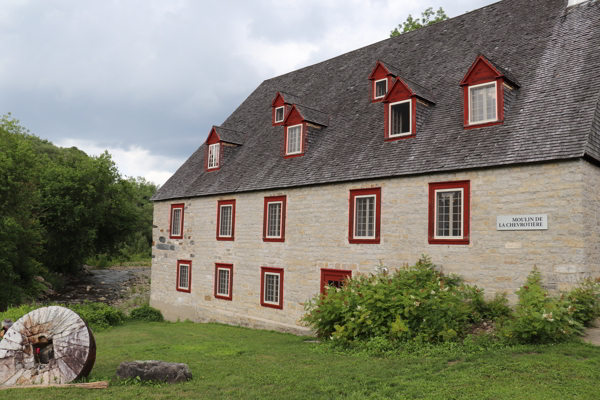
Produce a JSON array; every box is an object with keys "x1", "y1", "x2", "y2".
[
  {"x1": 0, "y1": 114, "x2": 156, "y2": 307},
  {"x1": 390, "y1": 7, "x2": 448, "y2": 36}
]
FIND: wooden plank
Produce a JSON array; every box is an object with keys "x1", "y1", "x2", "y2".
[{"x1": 0, "y1": 381, "x2": 109, "y2": 390}]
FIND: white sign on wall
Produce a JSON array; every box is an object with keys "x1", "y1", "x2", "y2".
[{"x1": 497, "y1": 214, "x2": 548, "y2": 230}]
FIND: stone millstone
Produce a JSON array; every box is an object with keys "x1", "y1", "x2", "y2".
[
  {"x1": 116, "y1": 360, "x2": 192, "y2": 383},
  {"x1": 0, "y1": 306, "x2": 96, "y2": 386}
]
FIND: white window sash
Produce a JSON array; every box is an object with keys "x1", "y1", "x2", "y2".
[
  {"x1": 264, "y1": 272, "x2": 280, "y2": 305},
  {"x1": 208, "y1": 143, "x2": 220, "y2": 169},
  {"x1": 374, "y1": 78, "x2": 387, "y2": 99},
  {"x1": 468, "y1": 81, "x2": 497, "y2": 125},
  {"x1": 178, "y1": 264, "x2": 189, "y2": 290},
  {"x1": 388, "y1": 99, "x2": 412, "y2": 137},
  {"x1": 275, "y1": 106, "x2": 285, "y2": 123},
  {"x1": 217, "y1": 268, "x2": 230, "y2": 296},
  {"x1": 434, "y1": 188, "x2": 464, "y2": 240},
  {"x1": 286, "y1": 124, "x2": 302, "y2": 155},
  {"x1": 219, "y1": 205, "x2": 233, "y2": 237},
  {"x1": 171, "y1": 207, "x2": 183, "y2": 236},
  {"x1": 353, "y1": 194, "x2": 376, "y2": 239},
  {"x1": 266, "y1": 201, "x2": 283, "y2": 238}
]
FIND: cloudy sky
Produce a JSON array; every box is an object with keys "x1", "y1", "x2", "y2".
[{"x1": 0, "y1": 0, "x2": 497, "y2": 185}]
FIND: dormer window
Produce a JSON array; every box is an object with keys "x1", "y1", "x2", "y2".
[
  {"x1": 461, "y1": 55, "x2": 519, "y2": 129},
  {"x1": 374, "y1": 79, "x2": 388, "y2": 99},
  {"x1": 275, "y1": 107, "x2": 284, "y2": 123},
  {"x1": 208, "y1": 143, "x2": 220, "y2": 169},
  {"x1": 469, "y1": 82, "x2": 496, "y2": 124},
  {"x1": 286, "y1": 124, "x2": 302, "y2": 155},
  {"x1": 389, "y1": 99, "x2": 411, "y2": 137}
]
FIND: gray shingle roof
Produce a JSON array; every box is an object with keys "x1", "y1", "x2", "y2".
[
  {"x1": 214, "y1": 126, "x2": 245, "y2": 145},
  {"x1": 279, "y1": 91, "x2": 303, "y2": 106},
  {"x1": 293, "y1": 105, "x2": 329, "y2": 127},
  {"x1": 152, "y1": 0, "x2": 600, "y2": 202}
]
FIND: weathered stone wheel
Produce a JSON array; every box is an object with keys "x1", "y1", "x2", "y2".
[{"x1": 0, "y1": 306, "x2": 96, "y2": 386}]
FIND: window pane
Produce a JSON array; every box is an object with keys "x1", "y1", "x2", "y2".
[
  {"x1": 275, "y1": 107, "x2": 284, "y2": 122},
  {"x1": 218, "y1": 269, "x2": 229, "y2": 296},
  {"x1": 267, "y1": 203, "x2": 282, "y2": 237},
  {"x1": 265, "y1": 273, "x2": 279, "y2": 303},
  {"x1": 209, "y1": 144, "x2": 219, "y2": 168},
  {"x1": 436, "y1": 190, "x2": 462, "y2": 237},
  {"x1": 220, "y1": 205, "x2": 232, "y2": 237},
  {"x1": 471, "y1": 84, "x2": 495, "y2": 122},
  {"x1": 179, "y1": 264, "x2": 189, "y2": 289},
  {"x1": 355, "y1": 196, "x2": 375, "y2": 238},
  {"x1": 287, "y1": 126, "x2": 301, "y2": 154},
  {"x1": 390, "y1": 102, "x2": 410, "y2": 136},
  {"x1": 171, "y1": 209, "x2": 181, "y2": 236},
  {"x1": 375, "y1": 80, "x2": 387, "y2": 97}
]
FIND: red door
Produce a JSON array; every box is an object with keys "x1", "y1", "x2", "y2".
[{"x1": 320, "y1": 269, "x2": 352, "y2": 293}]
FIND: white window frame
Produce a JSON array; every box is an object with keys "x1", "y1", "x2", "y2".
[
  {"x1": 468, "y1": 81, "x2": 497, "y2": 125},
  {"x1": 170, "y1": 206, "x2": 184, "y2": 237},
  {"x1": 208, "y1": 143, "x2": 220, "y2": 169},
  {"x1": 388, "y1": 99, "x2": 412, "y2": 137},
  {"x1": 177, "y1": 263, "x2": 190, "y2": 291},
  {"x1": 219, "y1": 204, "x2": 233, "y2": 238},
  {"x1": 434, "y1": 187, "x2": 464, "y2": 240},
  {"x1": 216, "y1": 267, "x2": 231, "y2": 297},
  {"x1": 353, "y1": 194, "x2": 377, "y2": 240},
  {"x1": 263, "y1": 272, "x2": 281, "y2": 305},
  {"x1": 275, "y1": 106, "x2": 285, "y2": 123},
  {"x1": 266, "y1": 201, "x2": 283, "y2": 239},
  {"x1": 286, "y1": 124, "x2": 303, "y2": 155},
  {"x1": 374, "y1": 78, "x2": 388, "y2": 99}
]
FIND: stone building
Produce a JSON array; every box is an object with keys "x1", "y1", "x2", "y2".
[{"x1": 150, "y1": 0, "x2": 600, "y2": 334}]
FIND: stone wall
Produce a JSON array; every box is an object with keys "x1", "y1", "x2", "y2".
[{"x1": 150, "y1": 159, "x2": 599, "y2": 333}]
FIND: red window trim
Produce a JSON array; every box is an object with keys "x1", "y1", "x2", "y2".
[
  {"x1": 463, "y1": 78, "x2": 505, "y2": 129},
  {"x1": 320, "y1": 269, "x2": 352, "y2": 294},
  {"x1": 216, "y1": 199, "x2": 236, "y2": 241},
  {"x1": 283, "y1": 122, "x2": 305, "y2": 158},
  {"x1": 348, "y1": 187, "x2": 381, "y2": 244},
  {"x1": 206, "y1": 142, "x2": 221, "y2": 171},
  {"x1": 273, "y1": 106, "x2": 285, "y2": 126},
  {"x1": 169, "y1": 203, "x2": 185, "y2": 240},
  {"x1": 372, "y1": 77, "x2": 392, "y2": 102},
  {"x1": 428, "y1": 180, "x2": 470, "y2": 245},
  {"x1": 263, "y1": 195, "x2": 286, "y2": 242},
  {"x1": 384, "y1": 97, "x2": 417, "y2": 141},
  {"x1": 214, "y1": 263, "x2": 233, "y2": 301},
  {"x1": 260, "y1": 266, "x2": 284, "y2": 309},
  {"x1": 176, "y1": 260, "x2": 192, "y2": 293}
]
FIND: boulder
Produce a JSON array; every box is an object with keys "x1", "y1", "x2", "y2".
[{"x1": 116, "y1": 360, "x2": 191, "y2": 383}]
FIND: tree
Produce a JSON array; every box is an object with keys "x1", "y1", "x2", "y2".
[{"x1": 390, "y1": 7, "x2": 448, "y2": 36}]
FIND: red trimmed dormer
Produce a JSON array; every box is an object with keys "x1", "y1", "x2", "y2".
[
  {"x1": 282, "y1": 104, "x2": 328, "y2": 159},
  {"x1": 271, "y1": 91, "x2": 303, "y2": 126},
  {"x1": 204, "y1": 127, "x2": 222, "y2": 171},
  {"x1": 381, "y1": 77, "x2": 435, "y2": 141},
  {"x1": 368, "y1": 61, "x2": 400, "y2": 102},
  {"x1": 460, "y1": 55, "x2": 519, "y2": 130},
  {"x1": 203, "y1": 126, "x2": 246, "y2": 171},
  {"x1": 271, "y1": 92, "x2": 286, "y2": 126}
]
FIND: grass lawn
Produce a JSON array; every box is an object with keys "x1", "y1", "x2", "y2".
[{"x1": 8, "y1": 321, "x2": 600, "y2": 399}]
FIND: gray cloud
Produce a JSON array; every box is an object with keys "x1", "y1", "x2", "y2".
[{"x1": 0, "y1": 0, "x2": 496, "y2": 182}]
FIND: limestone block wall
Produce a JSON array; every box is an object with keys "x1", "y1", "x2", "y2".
[{"x1": 150, "y1": 159, "x2": 599, "y2": 333}]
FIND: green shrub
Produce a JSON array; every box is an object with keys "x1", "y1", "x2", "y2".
[
  {"x1": 499, "y1": 269, "x2": 584, "y2": 344},
  {"x1": 130, "y1": 304, "x2": 164, "y2": 322},
  {"x1": 303, "y1": 255, "x2": 484, "y2": 344},
  {"x1": 566, "y1": 278, "x2": 600, "y2": 327},
  {"x1": 0, "y1": 302, "x2": 125, "y2": 333},
  {"x1": 66, "y1": 302, "x2": 125, "y2": 332}
]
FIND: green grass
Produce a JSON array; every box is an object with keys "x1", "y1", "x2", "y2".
[{"x1": 8, "y1": 321, "x2": 600, "y2": 399}]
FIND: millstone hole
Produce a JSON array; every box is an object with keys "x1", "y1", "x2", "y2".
[{"x1": 33, "y1": 336, "x2": 54, "y2": 364}]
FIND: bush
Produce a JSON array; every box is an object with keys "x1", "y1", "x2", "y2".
[
  {"x1": 566, "y1": 278, "x2": 600, "y2": 327},
  {"x1": 0, "y1": 302, "x2": 125, "y2": 333},
  {"x1": 130, "y1": 304, "x2": 164, "y2": 322},
  {"x1": 303, "y1": 255, "x2": 485, "y2": 344},
  {"x1": 499, "y1": 268, "x2": 585, "y2": 344}
]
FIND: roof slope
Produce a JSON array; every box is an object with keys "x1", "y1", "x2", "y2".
[{"x1": 153, "y1": 0, "x2": 600, "y2": 202}]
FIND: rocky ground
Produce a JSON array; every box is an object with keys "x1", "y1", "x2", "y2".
[{"x1": 43, "y1": 265, "x2": 151, "y2": 314}]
